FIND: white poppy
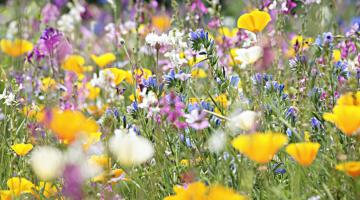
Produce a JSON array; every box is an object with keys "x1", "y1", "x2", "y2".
[
  {"x1": 30, "y1": 146, "x2": 64, "y2": 180},
  {"x1": 228, "y1": 110, "x2": 260, "y2": 132},
  {"x1": 235, "y1": 46, "x2": 264, "y2": 68},
  {"x1": 109, "y1": 130, "x2": 154, "y2": 166}
]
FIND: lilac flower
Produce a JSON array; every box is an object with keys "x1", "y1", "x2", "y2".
[
  {"x1": 185, "y1": 109, "x2": 209, "y2": 130},
  {"x1": 159, "y1": 92, "x2": 187, "y2": 129},
  {"x1": 63, "y1": 164, "x2": 83, "y2": 200},
  {"x1": 41, "y1": 3, "x2": 60, "y2": 24}
]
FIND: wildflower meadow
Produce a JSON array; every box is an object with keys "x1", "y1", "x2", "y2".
[{"x1": 0, "y1": 0, "x2": 360, "y2": 199}]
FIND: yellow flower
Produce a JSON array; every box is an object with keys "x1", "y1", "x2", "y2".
[
  {"x1": 91, "y1": 53, "x2": 116, "y2": 68},
  {"x1": 323, "y1": 92, "x2": 360, "y2": 136},
  {"x1": 40, "y1": 77, "x2": 56, "y2": 91},
  {"x1": 86, "y1": 83, "x2": 100, "y2": 100},
  {"x1": 285, "y1": 142, "x2": 320, "y2": 166},
  {"x1": 164, "y1": 182, "x2": 207, "y2": 200},
  {"x1": 0, "y1": 190, "x2": 12, "y2": 200},
  {"x1": 191, "y1": 68, "x2": 207, "y2": 78},
  {"x1": 104, "y1": 68, "x2": 132, "y2": 85},
  {"x1": 164, "y1": 182, "x2": 246, "y2": 200},
  {"x1": 62, "y1": 55, "x2": 85, "y2": 75},
  {"x1": 6, "y1": 177, "x2": 35, "y2": 197},
  {"x1": 207, "y1": 185, "x2": 247, "y2": 200},
  {"x1": 92, "y1": 168, "x2": 127, "y2": 183},
  {"x1": 237, "y1": 10, "x2": 271, "y2": 33},
  {"x1": 152, "y1": 15, "x2": 171, "y2": 32},
  {"x1": 287, "y1": 35, "x2": 313, "y2": 57},
  {"x1": 37, "y1": 108, "x2": 99, "y2": 143},
  {"x1": 135, "y1": 68, "x2": 152, "y2": 80},
  {"x1": 231, "y1": 132, "x2": 288, "y2": 164},
  {"x1": 218, "y1": 27, "x2": 238, "y2": 38},
  {"x1": 188, "y1": 55, "x2": 206, "y2": 67},
  {"x1": 335, "y1": 161, "x2": 360, "y2": 177},
  {"x1": 215, "y1": 94, "x2": 228, "y2": 108},
  {"x1": 82, "y1": 131, "x2": 102, "y2": 151},
  {"x1": 11, "y1": 143, "x2": 33, "y2": 156},
  {"x1": 89, "y1": 155, "x2": 111, "y2": 169},
  {"x1": 333, "y1": 49, "x2": 341, "y2": 62},
  {"x1": 1, "y1": 39, "x2": 33, "y2": 57},
  {"x1": 37, "y1": 182, "x2": 58, "y2": 198}
]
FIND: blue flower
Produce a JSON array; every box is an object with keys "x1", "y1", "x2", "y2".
[{"x1": 323, "y1": 32, "x2": 333, "y2": 44}]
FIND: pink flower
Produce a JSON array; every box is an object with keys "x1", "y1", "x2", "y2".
[{"x1": 185, "y1": 109, "x2": 209, "y2": 130}]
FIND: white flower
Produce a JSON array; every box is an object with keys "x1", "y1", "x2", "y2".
[
  {"x1": 0, "y1": 89, "x2": 16, "y2": 106},
  {"x1": 207, "y1": 131, "x2": 227, "y2": 153},
  {"x1": 228, "y1": 110, "x2": 259, "y2": 132},
  {"x1": 30, "y1": 146, "x2": 64, "y2": 180},
  {"x1": 235, "y1": 46, "x2": 264, "y2": 68},
  {"x1": 138, "y1": 91, "x2": 158, "y2": 109},
  {"x1": 109, "y1": 130, "x2": 154, "y2": 166}
]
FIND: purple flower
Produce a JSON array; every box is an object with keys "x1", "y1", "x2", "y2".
[
  {"x1": 27, "y1": 27, "x2": 72, "y2": 64},
  {"x1": 41, "y1": 3, "x2": 60, "y2": 24},
  {"x1": 185, "y1": 109, "x2": 209, "y2": 130},
  {"x1": 323, "y1": 32, "x2": 333, "y2": 44},
  {"x1": 63, "y1": 164, "x2": 83, "y2": 200}
]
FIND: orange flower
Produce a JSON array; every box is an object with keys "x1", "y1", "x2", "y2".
[
  {"x1": 231, "y1": 132, "x2": 288, "y2": 164},
  {"x1": 323, "y1": 92, "x2": 360, "y2": 136},
  {"x1": 335, "y1": 161, "x2": 360, "y2": 177},
  {"x1": 37, "y1": 108, "x2": 99, "y2": 142},
  {"x1": 237, "y1": 10, "x2": 271, "y2": 33},
  {"x1": 152, "y1": 15, "x2": 171, "y2": 32},
  {"x1": 285, "y1": 142, "x2": 320, "y2": 166}
]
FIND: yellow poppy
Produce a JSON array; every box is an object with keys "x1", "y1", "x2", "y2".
[
  {"x1": 335, "y1": 161, "x2": 360, "y2": 177},
  {"x1": 164, "y1": 182, "x2": 207, "y2": 200},
  {"x1": 89, "y1": 154, "x2": 111, "y2": 169},
  {"x1": 92, "y1": 168, "x2": 127, "y2": 183},
  {"x1": 231, "y1": 132, "x2": 288, "y2": 164},
  {"x1": 82, "y1": 131, "x2": 102, "y2": 151},
  {"x1": 86, "y1": 83, "x2": 100, "y2": 100},
  {"x1": 37, "y1": 182, "x2": 58, "y2": 198},
  {"x1": 135, "y1": 68, "x2": 152, "y2": 80},
  {"x1": 37, "y1": 108, "x2": 99, "y2": 142},
  {"x1": 1, "y1": 39, "x2": 33, "y2": 57},
  {"x1": 104, "y1": 68, "x2": 132, "y2": 85},
  {"x1": 6, "y1": 177, "x2": 35, "y2": 197},
  {"x1": 191, "y1": 68, "x2": 207, "y2": 78},
  {"x1": 333, "y1": 49, "x2": 341, "y2": 62},
  {"x1": 207, "y1": 185, "x2": 247, "y2": 200},
  {"x1": 218, "y1": 27, "x2": 238, "y2": 38},
  {"x1": 0, "y1": 190, "x2": 12, "y2": 200},
  {"x1": 11, "y1": 143, "x2": 33, "y2": 156},
  {"x1": 237, "y1": 10, "x2": 271, "y2": 33},
  {"x1": 323, "y1": 92, "x2": 360, "y2": 136},
  {"x1": 62, "y1": 55, "x2": 85, "y2": 75},
  {"x1": 152, "y1": 15, "x2": 171, "y2": 32},
  {"x1": 164, "y1": 182, "x2": 246, "y2": 200},
  {"x1": 40, "y1": 77, "x2": 56, "y2": 91},
  {"x1": 285, "y1": 142, "x2": 320, "y2": 166},
  {"x1": 91, "y1": 53, "x2": 116, "y2": 68}
]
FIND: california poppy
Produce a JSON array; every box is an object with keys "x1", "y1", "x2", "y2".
[
  {"x1": 237, "y1": 10, "x2": 271, "y2": 33},
  {"x1": 91, "y1": 53, "x2": 116, "y2": 68},
  {"x1": 231, "y1": 132, "x2": 288, "y2": 164},
  {"x1": 286, "y1": 142, "x2": 320, "y2": 166}
]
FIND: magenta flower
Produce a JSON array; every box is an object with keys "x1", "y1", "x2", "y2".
[
  {"x1": 190, "y1": 0, "x2": 208, "y2": 14},
  {"x1": 159, "y1": 92, "x2": 187, "y2": 129}
]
